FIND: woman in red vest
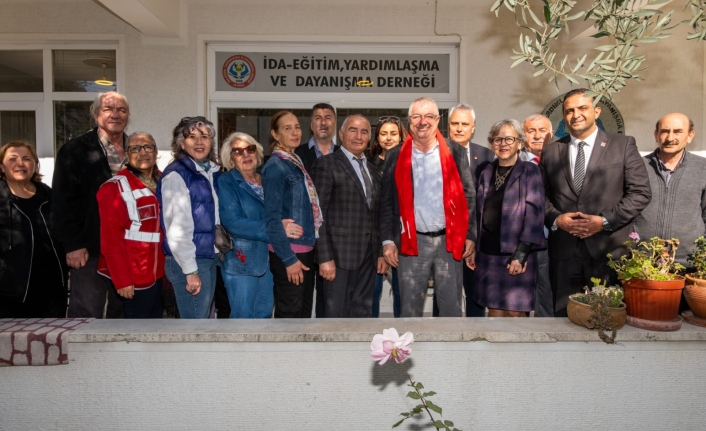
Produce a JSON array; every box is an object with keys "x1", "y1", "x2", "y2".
[{"x1": 97, "y1": 132, "x2": 164, "y2": 318}]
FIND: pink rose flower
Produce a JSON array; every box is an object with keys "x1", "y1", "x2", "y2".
[
  {"x1": 629, "y1": 232, "x2": 640, "y2": 242},
  {"x1": 370, "y1": 328, "x2": 414, "y2": 365}
]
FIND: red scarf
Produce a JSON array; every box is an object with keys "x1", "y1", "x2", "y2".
[{"x1": 394, "y1": 130, "x2": 468, "y2": 260}]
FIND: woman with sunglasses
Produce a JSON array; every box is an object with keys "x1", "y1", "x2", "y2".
[
  {"x1": 217, "y1": 132, "x2": 303, "y2": 318},
  {"x1": 263, "y1": 111, "x2": 320, "y2": 318},
  {"x1": 96, "y1": 132, "x2": 164, "y2": 318},
  {"x1": 472, "y1": 120, "x2": 546, "y2": 317},
  {"x1": 368, "y1": 116, "x2": 407, "y2": 317}
]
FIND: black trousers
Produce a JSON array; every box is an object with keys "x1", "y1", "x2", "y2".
[
  {"x1": 323, "y1": 242, "x2": 376, "y2": 318},
  {"x1": 270, "y1": 250, "x2": 315, "y2": 318},
  {"x1": 550, "y1": 240, "x2": 617, "y2": 317},
  {"x1": 67, "y1": 256, "x2": 123, "y2": 318}
]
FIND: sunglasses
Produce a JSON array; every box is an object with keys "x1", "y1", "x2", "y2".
[{"x1": 231, "y1": 144, "x2": 257, "y2": 156}]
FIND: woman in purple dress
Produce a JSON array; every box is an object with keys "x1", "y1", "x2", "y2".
[{"x1": 473, "y1": 119, "x2": 546, "y2": 317}]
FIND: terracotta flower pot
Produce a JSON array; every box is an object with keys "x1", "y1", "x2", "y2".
[
  {"x1": 623, "y1": 276, "x2": 685, "y2": 321},
  {"x1": 684, "y1": 291, "x2": 706, "y2": 319},
  {"x1": 685, "y1": 273, "x2": 706, "y2": 288},
  {"x1": 685, "y1": 284, "x2": 706, "y2": 299},
  {"x1": 567, "y1": 296, "x2": 627, "y2": 330}
]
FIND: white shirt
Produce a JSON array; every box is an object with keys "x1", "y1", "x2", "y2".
[
  {"x1": 412, "y1": 141, "x2": 445, "y2": 233},
  {"x1": 568, "y1": 126, "x2": 599, "y2": 179},
  {"x1": 160, "y1": 159, "x2": 220, "y2": 274}
]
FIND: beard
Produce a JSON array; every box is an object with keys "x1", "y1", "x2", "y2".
[{"x1": 315, "y1": 130, "x2": 331, "y2": 140}]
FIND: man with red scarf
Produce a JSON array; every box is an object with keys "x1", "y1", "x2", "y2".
[{"x1": 379, "y1": 97, "x2": 476, "y2": 317}]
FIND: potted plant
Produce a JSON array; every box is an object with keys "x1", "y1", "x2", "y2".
[
  {"x1": 568, "y1": 277, "x2": 626, "y2": 344},
  {"x1": 684, "y1": 236, "x2": 706, "y2": 319},
  {"x1": 607, "y1": 233, "x2": 685, "y2": 330}
]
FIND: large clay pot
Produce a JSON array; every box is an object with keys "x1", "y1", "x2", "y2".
[
  {"x1": 567, "y1": 296, "x2": 626, "y2": 330},
  {"x1": 685, "y1": 273, "x2": 706, "y2": 288},
  {"x1": 623, "y1": 276, "x2": 685, "y2": 321},
  {"x1": 684, "y1": 291, "x2": 706, "y2": 319}
]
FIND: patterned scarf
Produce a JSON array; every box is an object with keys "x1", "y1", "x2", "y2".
[
  {"x1": 270, "y1": 143, "x2": 323, "y2": 238},
  {"x1": 394, "y1": 130, "x2": 469, "y2": 260}
]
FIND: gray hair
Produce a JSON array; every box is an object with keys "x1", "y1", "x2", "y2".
[
  {"x1": 339, "y1": 114, "x2": 371, "y2": 132},
  {"x1": 523, "y1": 114, "x2": 552, "y2": 130},
  {"x1": 487, "y1": 119, "x2": 526, "y2": 145},
  {"x1": 170, "y1": 116, "x2": 218, "y2": 164},
  {"x1": 220, "y1": 132, "x2": 264, "y2": 171},
  {"x1": 448, "y1": 103, "x2": 476, "y2": 122},
  {"x1": 126, "y1": 131, "x2": 155, "y2": 147},
  {"x1": 90, "y1": 91, "x2": 130, "y2": 121},
  {"x1": 408, "y1": 97, "x2": 439, "y2": 117}
]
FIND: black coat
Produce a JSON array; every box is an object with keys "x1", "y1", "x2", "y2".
[
  {"x1": 447, "y1": 140, "x2": 495, "y2": 186},
  {"x1": 51, "y1": 128, "x2": 120, "y2": 255},
  {"x1": 295, "y1": 141, "x2": 341, "y2": 172},
  {"x1": 0, "y1": 180, "x2": 66, "y2": 301}
]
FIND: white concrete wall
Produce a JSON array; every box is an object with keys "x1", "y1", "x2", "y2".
[
  {"x1": 1, "y1": 0, "x2": 704, "y2": 156},
  {"x1": 2, "y1": 338, "x2": 706, "y2": 430}
]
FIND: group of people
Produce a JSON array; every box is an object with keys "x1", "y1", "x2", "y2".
[{"x1": 1, "y1": 88, "x2": 704, "y2": 320}]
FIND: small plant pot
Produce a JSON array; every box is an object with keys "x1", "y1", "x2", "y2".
[
  {"x1": 685, "y1": 274, "x2": 706, "y2": 288},
  {"x1": 567, "y1": 296, "x2": 627, "y2": 330},
  {"x1": 685, "y1": 284, "x2": 706, "y2": 300},
  {"x1": 684, "y1": 290, "x2": 706, "y2": 319},
  {"x1": 623, "y1": 276, "x2": 685, "y2": 322}
]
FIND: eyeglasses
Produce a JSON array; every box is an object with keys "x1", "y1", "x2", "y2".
[
  {"x1": 127, "y1": 144, "x2": 156, "y2": 153},
  {"x1": 231, "y1": 145, "x2": 257, "y2": 156},
  {"x1": 408, "y1": 114, "x2": 440, "y2": 124},
  {"x1": 491, "y1": 136, "x2": 518, "y2": 147}
]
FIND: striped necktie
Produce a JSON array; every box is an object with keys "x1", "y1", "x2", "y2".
[
  {"x1": 354, "y1": 157, "x2": 373, "y2": 208},
  {"x1": 574, "y1": 141, "x2": 587, "y2": 195}
]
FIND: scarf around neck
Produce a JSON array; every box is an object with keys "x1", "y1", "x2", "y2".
[
  {"x1": 394, "y1": 130, "x2": 468, "y2": 260},
  {"x1": 270, "y1": 143, "x2": 323, "y2": 238}
]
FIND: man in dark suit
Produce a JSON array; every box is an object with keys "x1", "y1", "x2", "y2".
[
  {"x1": 444, "y1": 103, "x2": 493, "y2": 317},
  {"x1": 295, "y1": 102, "x2": 340, "y2": 317},
  {"x1": 539, "y1": 88, "x2": 651, "y2": 316},
  {"x1": 380, "y1": 97, "x2": 476, "y2": 317},
  {"x1": 310, "y1": 115, "x2": 386, "y2": 317}
]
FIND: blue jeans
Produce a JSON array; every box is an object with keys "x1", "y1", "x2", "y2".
[
  {"x1": 165, "y1": 256, "x2": 217, "y2": 319},
  {"x1": 373, "y1": 268, "x2": 400, "y2": 318},
  {"x1": 222, "y1": 269, "x2": 274, "y2": 318}
]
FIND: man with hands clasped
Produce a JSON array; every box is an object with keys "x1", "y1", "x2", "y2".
[{"x1": 539, "y1": 88, "x2": 651, "y2": 316}]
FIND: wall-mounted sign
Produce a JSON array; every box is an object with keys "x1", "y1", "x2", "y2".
[
  {"x1": 216, "y1": 52, "x2": 450, "y2": 93},
  {"x1": 543, "y1": 93, "x2": 625, "y2": 139}
]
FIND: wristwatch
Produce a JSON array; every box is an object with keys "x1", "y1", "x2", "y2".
[{"x1": 601, "y1": 216, "x2": 612, "y2": 232}]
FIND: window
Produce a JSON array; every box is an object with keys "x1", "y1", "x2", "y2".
[{"x1": 0, "y1": 45, "x2": 120, "y2": 157}]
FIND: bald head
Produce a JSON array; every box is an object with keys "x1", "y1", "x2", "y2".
[
  {"x1": 522, "y1": 114, "x2": 552, "y2": 159},
  {"x1": 654, "y1": 112, "x2": 695, "y2": 159}
]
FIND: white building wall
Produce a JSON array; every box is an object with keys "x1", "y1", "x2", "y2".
[{"x1": 0, "y1": 0, "x2": 704, "y2": 155}]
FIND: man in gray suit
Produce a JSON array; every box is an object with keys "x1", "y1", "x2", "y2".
[
  {"x1": 445, "y1": 103, "x2": 493, "y2": 317},
  {"x1": 311, "y1": 115, "x2": 386, "y2": 317},
  {"x1": 539, "y1": 88, "x2": 651, "y2": 317},
  {"x1": 380, "y1": 97, "x2": 476, "y2": 317},
  {"x1": 522, "y1": 114, "x2": 553, "y2": 317}
]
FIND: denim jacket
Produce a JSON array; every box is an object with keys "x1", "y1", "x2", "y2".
[
  {"x1": 217, "y1": 168, "x2": 269, "y2": 277},
  {"x1": 262, "y1": 156, "x2": 316, "y2": 266}
]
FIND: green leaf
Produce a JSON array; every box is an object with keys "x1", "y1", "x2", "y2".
[
  {"x1": 566, "y1": 75, "x2": 579, "y2": 84},
  {"x1": 594, "y1": 45, "x2": 615, "y2": 52},
  {"x1": 528, "y1": 7, "x2": 543, "y2": 26},
  {"x1": 444, "y1": 420, "x2": 455, "y2": 427},
  {"x1": 590, "y1": 31, "x2": 611, "y2": 38},
  {"x1": 543, "y1": 5, "x2": 550, "y2": 22},
  {"x1": 414, "y1": 382, "x2": 424, "y2": 390},
  {"x1": 511, "y1": 57, "x2": 527, "y2": 68},
  {"x1": 426, "y1": 400, "x2": 443, "y2": 415},
  {"x1": 491, "y1": 0, "x2": 503, "y2": 12},
  {"x1": 407, "y1": 391, "x2": 421, "y2": 400},
  {"x1": 567, "y1": 11, "x2": 585, "y2": 21},
  {"x1": 392, "y1": 418, "x2": 405, "y2": 428},
  {"x1": 422, "y1": 391, "x2": 437, "y2": 397},
  {"x1": 434, "y1": 421, "x2": 446, "y2": 428},
  {"x1": 412, "y1": 405, "x2": 423, "y2": 414},
  {"x1": 533, "y1": 68, "x2": 546, "y2": 77}
]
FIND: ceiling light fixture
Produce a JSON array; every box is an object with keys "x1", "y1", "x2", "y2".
[{"x1": 95, "y1": 63, "x2": 114, "y2": 86}]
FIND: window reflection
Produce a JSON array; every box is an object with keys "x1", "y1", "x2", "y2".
[
  {"x1": 53, "y1": 50, "x2": 117, "y2": 92},
  {"x1": 0, "y1": 50, "x2": 43, "y2": 92},
  {"x1": 54, "y1": 101, "x2": 92, "y2": 153},
  {"x1": 0, "y1": 111, "x2": 36, "y2": 144}
]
